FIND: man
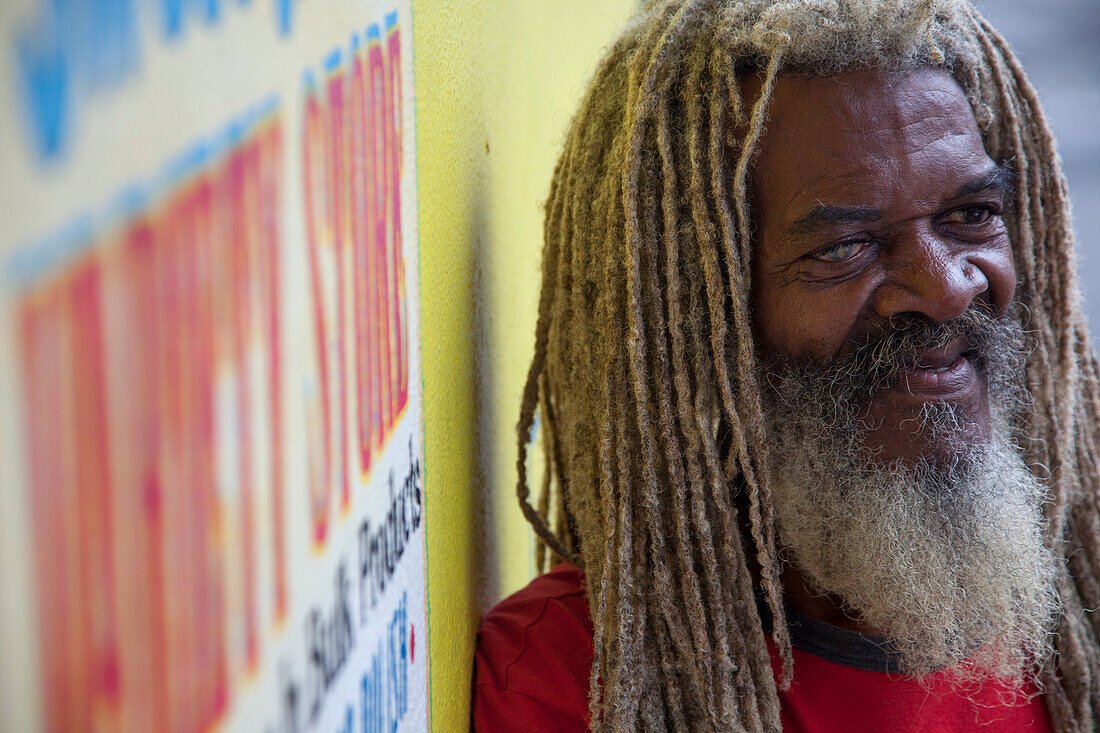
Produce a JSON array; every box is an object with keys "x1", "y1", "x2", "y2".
[{"x1": 474, "y1": 0, "x2": 1100, "y2": 730}]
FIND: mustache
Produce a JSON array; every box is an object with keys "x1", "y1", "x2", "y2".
[
  {"x1": 840, "y1": 303, "x2": 1004, "y2": 392},
  {"x1": 763, "y1": 303, "x2": 1025, "y2": 403}
]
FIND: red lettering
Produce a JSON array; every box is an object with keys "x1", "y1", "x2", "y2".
[
  {"x1": 258, "y1": 118, "x2": 288, "y2": 621},
  {"x1": 303, "y1": 81, "x2": 334, "y2": 545},
  {"x1": 387, "y1": 23, "x2": 408, "y2": 418},
  {"x1": 326, "y1": 64, "x2": 352, "y2": 515},
  {"x1": 352, "y1": 40, "x2": 376, "y2": 478},
  {"x1": 367, "y1": 33, "x2": 392, "y2": 450}
]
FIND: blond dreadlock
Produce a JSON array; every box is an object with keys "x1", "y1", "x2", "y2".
[{"x1": 515, "y1": 1, "x2": 1100, "y2": 730}]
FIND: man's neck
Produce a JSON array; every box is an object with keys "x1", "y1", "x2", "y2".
[{"x1": 779, "y1": 563, "x2": 886, "y2": 637}]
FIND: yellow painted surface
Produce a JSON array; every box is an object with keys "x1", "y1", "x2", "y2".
[{"x1": 413, "y1": 2, "x2": 635, "y2": 729}]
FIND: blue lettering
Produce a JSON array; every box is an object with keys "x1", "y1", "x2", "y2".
[
  {"x1": 360, "y1": 593, "x2": 411, "y2": 733},
  {"x1": 275, "y1": 0, "x2": 293, "y2": 36},
  {"x1": 12, "y1": 0, "x2": 283, "y2": 158}
]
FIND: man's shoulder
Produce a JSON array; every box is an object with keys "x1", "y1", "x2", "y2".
[
  {"x1": 475, "y1": 563, "x2": 592, "y2": 685},
  {"x1": 481, "y1": 563, "x2": 589, "y2": 628},
  {"x1": 473, "y1": 563, "x2": 593, "y2": 730}
]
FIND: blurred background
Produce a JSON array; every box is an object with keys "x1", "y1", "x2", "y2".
[{"x1": 983, "y1": 0, "x2": 1100, "y2": 329}]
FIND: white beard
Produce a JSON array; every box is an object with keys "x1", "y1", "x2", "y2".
[{"x1": 760, "y1": 313, "x2": 1058, "y2": 684}]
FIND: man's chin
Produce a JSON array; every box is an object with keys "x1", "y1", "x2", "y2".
[
  {"x1": 768, "y1": 424, "x2": 1057, "y2": 683},
  {"x1": 759, "y1": 307, "x2": 1056, "y2": 680},
  {"x1": 861, "y1": 388, "x2": 993, "y2": 466}
]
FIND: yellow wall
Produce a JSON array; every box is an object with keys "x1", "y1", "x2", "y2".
[{"x1": 413, "y1": 2, "x2": 635, "y2": 729}]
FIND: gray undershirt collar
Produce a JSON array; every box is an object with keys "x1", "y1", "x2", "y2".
[{"x1": 758, "y1": 597, "x2": 903, "y2": 674}]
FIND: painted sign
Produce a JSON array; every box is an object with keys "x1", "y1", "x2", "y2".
[{"x1": 0, "y1": 2, "x2": 428, "y2": 732}]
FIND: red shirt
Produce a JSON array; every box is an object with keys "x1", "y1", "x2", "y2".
[{"x1": 473, "y1": 564, "x2": 1052, "y2": 732}]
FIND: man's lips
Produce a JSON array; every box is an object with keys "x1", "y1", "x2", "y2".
[{"x1": 882, "y1": 340, "x2": 978, "y2": 400}]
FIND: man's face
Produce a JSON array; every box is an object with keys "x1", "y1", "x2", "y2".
[
  {"x1": 745, "y1": 68, "x2": 1056, "y2": 680},
  {"x1": 749, "y1": 67, "x2": 1017, "y2": 462}
]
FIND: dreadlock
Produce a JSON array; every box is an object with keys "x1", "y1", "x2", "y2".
[{"x1": 515, "y1": 1, "x2": 1100, "y2": 730}]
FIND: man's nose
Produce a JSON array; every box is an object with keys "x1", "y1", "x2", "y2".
[{"x1": 870, "y1": 229, "x2": 996, "y2": 323}]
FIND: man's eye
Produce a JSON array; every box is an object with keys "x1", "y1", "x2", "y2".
[
  {"x1": 945, "y1": 205, "x2": 999, "y2": 225},
  {"x1": 813, "y1": 240, "x2": 865, "y2": 263}
]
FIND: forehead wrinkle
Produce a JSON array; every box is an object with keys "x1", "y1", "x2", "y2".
[
  {"x1": 797, "y1": 124, "x2": 991, "y2": 213},
  {"x1": 788, "y1": 204, "x2": 883, "y2": 239},
  {"x1": 750, "y1": 67, "x2": 998, "y2": 262},
  {"x1": 819, "y1": 75, "x2": 983, "y2": 159},
  {"x1": 951, "y1": 162, "x2": 1015, "y2": 200},
  {"x1": 781, "y1": 170, "x2": 862, "y2": 214}
]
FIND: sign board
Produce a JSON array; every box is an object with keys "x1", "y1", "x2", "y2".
[{"x1": 0, "y1": 1, "x2": 429, "y2": 731}]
